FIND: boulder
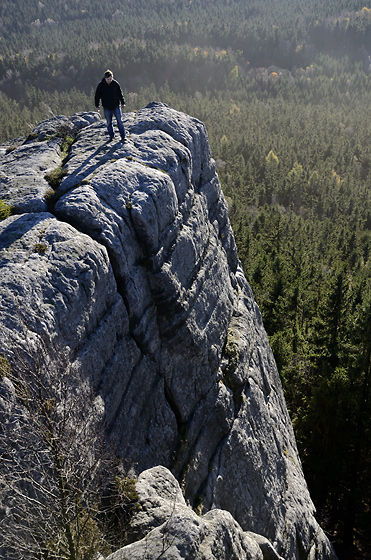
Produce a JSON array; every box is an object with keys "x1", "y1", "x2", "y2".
[{"x1": 106, "y1": 466, "x2": 267, "y2": 560}]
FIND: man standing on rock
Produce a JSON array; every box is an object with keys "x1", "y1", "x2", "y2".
[{"x1": 95, "y1": 69, "x2": 126, "y2": 142}]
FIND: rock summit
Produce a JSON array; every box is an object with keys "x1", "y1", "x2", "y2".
[{"x1": 0, "y1": 104, "x2": 337, "y2": 559}]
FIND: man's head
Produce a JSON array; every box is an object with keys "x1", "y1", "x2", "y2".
[{"x1": 104, "y1": 70, "x2": 113, "y2": 84}]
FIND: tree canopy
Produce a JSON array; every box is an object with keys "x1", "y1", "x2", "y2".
[{"x1": 1, "y1": 1, "x2": 371, "y2": 558}]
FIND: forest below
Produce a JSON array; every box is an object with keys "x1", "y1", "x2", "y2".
[{"x1": 1, "y1": 1, "x2": 371, "y2": 558}]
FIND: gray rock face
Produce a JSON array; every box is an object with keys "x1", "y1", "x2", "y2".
[
  {"x1": 0, "y1": 112, "x2": 100, "y2": 214},
  {"x1": 107, "y1": 466, "x2": 273, "y2": 560},
  {"x1": 0, "y1": 104, "x2": 337, "y2": 559}
]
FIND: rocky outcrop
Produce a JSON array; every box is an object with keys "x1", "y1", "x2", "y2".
[
  {"x1": 106, "y1": 466, "x2": 283, "y2": 560},
  {"x1": 0, "y1": 104, "x2": 337, "y2": 559}
]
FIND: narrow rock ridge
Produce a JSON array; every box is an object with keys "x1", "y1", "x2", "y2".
[{"x1": 0, "y1": 104, "x2": 337, "y2": 559}]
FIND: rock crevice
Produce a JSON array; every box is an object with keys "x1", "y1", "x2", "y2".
[{"x1": 0, "y1": 104, "x2": 336, "y2": 559}]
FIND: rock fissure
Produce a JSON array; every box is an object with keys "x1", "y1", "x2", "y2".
[{"x1": 0, "y1": 105, "x2": 337, "y2": 560}]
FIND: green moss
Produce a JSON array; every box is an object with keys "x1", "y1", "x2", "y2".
[
  {"x1": 33, "y1": 242, "x2": 48, "y2": 254},
  {"x1": 25, "y1": 132, "x2": 38, "y2": 142},
  {"x1": 222, "y1": 327, "x2": 246, "y2": 410},
  {"x1": 44, "y1": 166, "x2": 68, "y2": 189},
  {"x1": 103, "y1": 475, "x2": 141, "y2": 549},
  {"x1": 5, "y1": 145, "x2": 17, "y2": 154},
  {"x1": 44, "y1": 187, "x2": 64, "y2": 206},
  {"x1": 59, "y1": 135, "x2": 75, "y2": 158},
  {"x1": 44, "y1": 133, "x2": 75, "y2": 191},
  {"x1": 283, "y1": 448, "x2": 297, "y2": 466},
  {"x1": 194, "y1": 495, "x2": 203, "y2": 516},
  {"x1": 224, "y1": 328, "x2": 240, "y2": 376},
  {"x1": 113, "y1": 476, "x2": 139, "y2": 504},
  {"x1": 0, "y1": 199, "x2": 12, "y2": 221}
]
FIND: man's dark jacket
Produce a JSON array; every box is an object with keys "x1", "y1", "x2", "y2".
[{"x1": 95, "y1": 78, "x2": 125, "y2": 110}]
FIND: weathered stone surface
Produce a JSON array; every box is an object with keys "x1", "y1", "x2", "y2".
[
  {"x1": 0, "y1": 104, "x2": 337, "y2": 559},
  {"x1": 0, "y1": 141, "x2": 61, "y2": 213},
  {"x1": 0, "y1": 211, "x2": 118, "y2": 344},
  {"x1": 31, "y1": 111, "x2": 100, "y2": 141},
  {"x1": 0, "y1": 212, "x2": 177, "y2": 470},
  {"x1": 0, "y1": 111, "x2": 100, "y2": 214},
  {"x1": 106, "y1": 466, "x2": 266, "y2": 560}
]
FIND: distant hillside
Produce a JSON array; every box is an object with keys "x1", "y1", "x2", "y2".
[{"x1": 1, "y1": 1, "x2": 371, "y2": 557}]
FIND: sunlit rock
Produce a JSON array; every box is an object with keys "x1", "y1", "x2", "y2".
[{"x1": 0, "y1": 104, "x2": 337, "y2": 559}]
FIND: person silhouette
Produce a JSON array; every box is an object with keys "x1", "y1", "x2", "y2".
[{"x1": 95, "y1": 69, "x2": 126, "y2": 142}]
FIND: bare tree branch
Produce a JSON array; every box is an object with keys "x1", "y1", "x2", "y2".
[{"x1": 0, "y1": 320, "x2": 114, "y2": 560}]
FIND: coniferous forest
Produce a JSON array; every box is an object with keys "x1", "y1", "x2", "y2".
[{"x1": 1, "y1": 1, "x2": 371, "y2": 558}]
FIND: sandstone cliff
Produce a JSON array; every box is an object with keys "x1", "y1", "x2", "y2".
[{"x1": 0, "y1": 104, "x2": 336, "y2": 559}]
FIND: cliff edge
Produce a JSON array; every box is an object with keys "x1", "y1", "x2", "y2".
[{"x1": 0, "y1": 104, "x2": 336, "y2": 559}]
